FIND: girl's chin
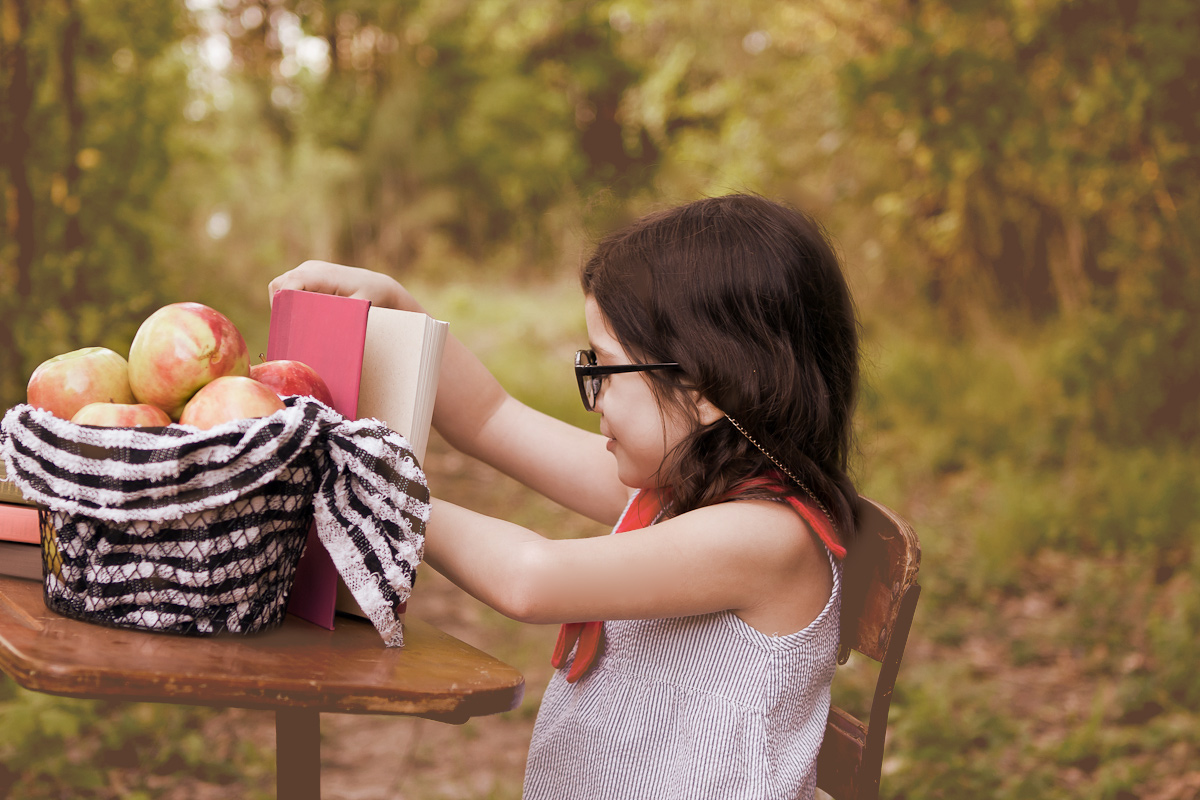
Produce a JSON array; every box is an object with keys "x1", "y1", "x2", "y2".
[
  {"x1": 610, "y1": 449, "x2": 671, "y2": 492},
  {"x1": 614, "y1": 465, "x2": 658, "y2": 492}
]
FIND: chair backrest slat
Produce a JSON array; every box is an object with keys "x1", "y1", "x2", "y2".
[
  {"x1": 839, "y1": 498, "x2": 921, "y2": 663},
  {"x1": 815, "y1": 706, "x2": 867, "y2": 799}
]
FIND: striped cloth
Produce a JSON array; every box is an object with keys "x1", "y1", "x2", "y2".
[
  {"x1": 0, "y1": 397, "x2": 427, "y2": 645},
  {"x1": 524, "y1": 491, "x2": 842, "y2": 800}
]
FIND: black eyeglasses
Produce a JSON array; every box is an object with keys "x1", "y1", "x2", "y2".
[{"x1": 574, "y1": 349, "x2": 680, "y2": 412}]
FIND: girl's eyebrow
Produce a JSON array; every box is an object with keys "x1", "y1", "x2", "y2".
[{"x1": 590, "y1": 343, "x2": 616, "y2": 359}]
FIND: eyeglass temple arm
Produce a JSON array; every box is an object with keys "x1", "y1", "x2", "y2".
[{"x1": 576, "y1": 362, "x2": 680, "y2": 376}]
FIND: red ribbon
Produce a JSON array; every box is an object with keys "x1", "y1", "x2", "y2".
[{"x1": 550, "y1": 490, "x2": 663, "y2": 683}]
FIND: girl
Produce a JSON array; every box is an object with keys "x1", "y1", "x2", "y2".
[{"x1": 269, "y1": 193, "x2": 861, "y2": 799}]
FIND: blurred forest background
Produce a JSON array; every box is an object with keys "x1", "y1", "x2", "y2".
[{"x1": 1, "y1": 0, "x2": 1198, "y2": 797}]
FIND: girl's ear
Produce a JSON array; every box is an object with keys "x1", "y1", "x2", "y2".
[{"x1": 693, "y1": 393, "x2": 726, "y2": 427}]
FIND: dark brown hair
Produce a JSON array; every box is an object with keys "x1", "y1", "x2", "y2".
[{"x1": 581, "y1": 194, "x2": 861, "y2": 540}]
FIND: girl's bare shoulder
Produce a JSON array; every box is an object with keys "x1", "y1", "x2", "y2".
[
  {"x1": 659, "y1": 497, "x2": 824, "y2": 554},
  {"x1": 666, "y1": 499, "x2": 834, "y2": 634}
]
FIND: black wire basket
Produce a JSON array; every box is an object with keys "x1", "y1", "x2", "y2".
[{"x1": 37, "y1": 461, "x2": 316, "y2": 636}]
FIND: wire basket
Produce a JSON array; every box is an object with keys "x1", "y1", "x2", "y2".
[{"x1": 37, "y1": 461, "x2": 316, "y2": 636}]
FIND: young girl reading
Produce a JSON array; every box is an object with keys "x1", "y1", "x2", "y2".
[{"x1": 268, "y1": 193, "x2": 861, "y2": 799}]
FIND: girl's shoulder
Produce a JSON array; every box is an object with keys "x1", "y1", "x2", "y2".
[
  {"x1": 655, "y1": 497, "x2": 829, "y2": 576},
  {"x1": 558, "y1": 492, "x2": 832, "y2": 627},
  {"x1": 666, "y1": 497, "x2": 836, "y2": 634}
]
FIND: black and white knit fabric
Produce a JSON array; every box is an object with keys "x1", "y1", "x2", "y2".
[{"x1": 0, "y1": 396, "x2": 427, "y2": 646}]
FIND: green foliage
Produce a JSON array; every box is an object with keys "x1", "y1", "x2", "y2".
[
  {"x1": 1147, "y1": 562, "x2": 1200, "y2": 708},
  {"x1": 882, "y1": 668, "x2": 1024, "y2": 798},
  {"x1": 0, "y1": 677, "x2": 272, "y2": 798},
  {"x1": 196, "y1": 0, "x2": 655, "y2": 272},
  {"x1": 0, "y1": 0, "x2": 200, "y2": 409},
  {"x1": 860, "y1": 309, "x2": 1200, "y2": 570},
  {"x1": 839, "y1": 0, "x2": 1200, "y2": 448},
  {"x1": 421, "y1": 277, "x2": 595, "y2": 431}
]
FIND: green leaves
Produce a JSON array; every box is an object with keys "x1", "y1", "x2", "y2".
[
  {"x1": 0, "y1": 678, "x2": 272, "y2": 798},
  {"x1": 0, "y1": 0, "x2": 195, "y2": 408}
]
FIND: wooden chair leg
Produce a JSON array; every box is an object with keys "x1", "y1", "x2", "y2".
[{"x1": 276, "y1": 708, "x2": 321, "y2": 800}]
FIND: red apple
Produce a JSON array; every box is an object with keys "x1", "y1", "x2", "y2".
[
  {"x1": 178, "y1": 376, "x2": 286, "y2": 430},
  {"x1": 250, "y1": 359, "x2": 334, "y2": 406},
  {"x1": 27, "y1": 347, "x2": 136, "y2": 420},
  {"x1": 128, "y1": 302, "x2": 251, "y2": 420},
  {"x1": 71, "y1": 402, "x2": 172, "y2": 428}
]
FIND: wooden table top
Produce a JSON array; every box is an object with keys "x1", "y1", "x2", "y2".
[{"x1": 0, "y1": 576, "x2": 524, "y2": 724}]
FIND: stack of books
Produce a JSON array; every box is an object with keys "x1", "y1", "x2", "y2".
[
  {"x1": 267, "y1": 289, "x2": 447, "y2": 629},
  {"x1": 0, "y1": 460, "x2": 41, "y2": 580}
]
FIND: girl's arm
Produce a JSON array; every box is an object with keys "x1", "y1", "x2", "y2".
[
  {"x1": 424, "y1": 498, "x2": 834, "y2": 634},
  {"x1": 268, "y1": 262, "x2": 632, "y2": 525}
]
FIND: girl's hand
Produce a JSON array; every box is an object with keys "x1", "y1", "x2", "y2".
[{"x1": 268, "y1": 260, "x2": 424, "y2": 312}]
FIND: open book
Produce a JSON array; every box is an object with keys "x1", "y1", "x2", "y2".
[{"x1": 267, "y1": 289, "x2": 448, "y2": 628}]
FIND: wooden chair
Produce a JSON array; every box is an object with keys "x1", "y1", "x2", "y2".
[{"x1": 816, "y1": 496, "x2": 922, "y2": 800}]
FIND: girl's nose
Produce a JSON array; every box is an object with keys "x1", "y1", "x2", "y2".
[{"x1": 591, "y1": 384, "x2": 605, "y2": 414}]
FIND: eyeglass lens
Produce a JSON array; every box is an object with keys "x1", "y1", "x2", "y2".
[{"x1": 577, "y1": 350, "x2": 600, "y2": 411}]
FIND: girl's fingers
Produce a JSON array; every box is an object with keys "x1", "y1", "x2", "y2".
[{"x1": 267, "y1": 261, "x2": 372, "y2": 307}]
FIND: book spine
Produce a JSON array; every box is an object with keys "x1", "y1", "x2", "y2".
[
  {"x1": 0, "y1": 481, "x2": 34, "y2": 507},
  {"x1": 0, "y1": 541, "x2": 42, "y2": 581},
  {"x1": 268, "y1": 289, "x2": 371, "y2": 630},
  {"x1": 0, "y1": 462, "x2": 35, "y2": 507}
]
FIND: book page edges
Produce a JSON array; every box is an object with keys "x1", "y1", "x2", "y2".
[
  {"x1": 337, "y1": 307, "x2": 446, "y2": 620},
  {"x1": 357, "y1": 308, "x2": 447, "y2": 463}
]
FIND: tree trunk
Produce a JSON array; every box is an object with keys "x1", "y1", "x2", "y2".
[
  {"x1": 5, "y1": 0, "x2": 36, "y2": 299},
  {"x1": 0, "y1": 0, "x2": 35, "y2": 407},
  {"x1": 61, "y1": 0, "x2": 84, "y2": 253}
]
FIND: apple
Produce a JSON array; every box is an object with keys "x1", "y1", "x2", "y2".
[
  {"x1": 250, "y1": 359, "x2": 334, "y2": 406},
  {"x1": 27, "y1": 347, "x2": 136, "y2": 420},
  {"x1": 128, "y1": 302, "x2": 251, "y2": 419},
  {"x1": 71, "y1": 402, "x2": 172, "y2": 428},
  {"x1": 178, "y1": 376, "x2": 286, "y2": 430}
]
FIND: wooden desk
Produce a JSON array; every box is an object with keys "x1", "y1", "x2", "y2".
[{"x1": 0, "y1": 576, "x2": 525, "y2": 798}]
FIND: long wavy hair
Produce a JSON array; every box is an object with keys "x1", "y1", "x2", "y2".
[{"x1": 581, "y1": 194, "x2": 861, "y2": 541}]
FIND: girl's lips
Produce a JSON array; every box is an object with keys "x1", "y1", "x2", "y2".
[{"x1": 605, "y1": 437, "x2": 617, "y2": 452}]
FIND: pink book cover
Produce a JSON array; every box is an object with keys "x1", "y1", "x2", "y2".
[
  {"x1": 0, "y1": 504, "x2": 40, "y2": 545},
  {"x1": 267, "y1": 289, "x2": 370, "y2": 629}
]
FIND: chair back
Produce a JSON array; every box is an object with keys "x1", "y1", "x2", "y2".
[{"x1": 815, "y1": 496, "x2": 921, "y2": 800}]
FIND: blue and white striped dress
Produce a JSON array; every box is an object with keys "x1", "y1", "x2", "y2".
[{"x1": 524, "y1": 498, "x2": 842, "y2": 800}]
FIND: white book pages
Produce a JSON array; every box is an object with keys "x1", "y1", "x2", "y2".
[
  {"x1": 357, "y1": 307, "x2": 448, "y2": 463},
  {"x1": 337, "y1": 306, "x2": 447, "y2": 620}
]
